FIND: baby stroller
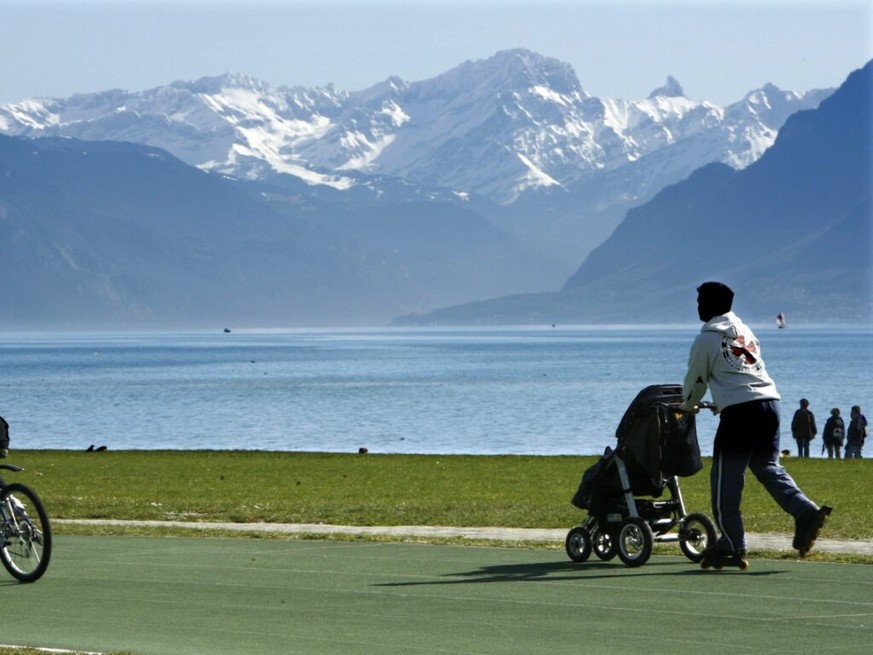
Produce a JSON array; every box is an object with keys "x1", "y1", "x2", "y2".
[{"x1": 566, "y1": 384, "x2": 716, "y2": 567}]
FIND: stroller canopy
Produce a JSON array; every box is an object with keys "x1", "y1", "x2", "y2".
[{"x1": 614, "y1": 384, "x2": 703, "y2": 495}]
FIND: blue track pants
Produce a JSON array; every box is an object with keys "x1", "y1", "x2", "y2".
[{"x1": 711, "y1": 399, "x2": 818, "y2": 553}]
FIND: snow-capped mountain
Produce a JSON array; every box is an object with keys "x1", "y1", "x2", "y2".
[
  {"x1": 0, "y1": 49, "x2": 830, "y2": 207},
  {"x1": 395, "y1": 60, "x2": 873, "y2": 326}
]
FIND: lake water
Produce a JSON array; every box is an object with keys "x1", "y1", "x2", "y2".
[{"x1": 0, "y1": 325, "x2": 869, "y2": 456}]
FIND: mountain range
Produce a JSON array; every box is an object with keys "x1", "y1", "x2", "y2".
[
  {"x1": 399, "y1": 59, "x2": 872, "y2": 325},
  {"x1": 0, "y1": 49, "x2": 831, "y2": 267},
  {"x1": 0, "y1": 50, "x2": 867, "y2": 328},
  {"x1": 0, "y1": 133, "x2": 570, "y2": 327}
]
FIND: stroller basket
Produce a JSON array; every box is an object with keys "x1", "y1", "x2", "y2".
[{"x1": 566, "y1": 384, "x2": 715, "y2": 568}]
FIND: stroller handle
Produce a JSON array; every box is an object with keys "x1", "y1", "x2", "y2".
[
  {"x1": 665, "y1": 401, "x2": 719, "y2": 414},
  {"x1": 695, "y1": 401, "x2": 719, "y2": 414}
]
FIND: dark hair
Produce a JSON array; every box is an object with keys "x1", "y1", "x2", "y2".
[{"x1": 697, "y1": 281, "x2": 734, "y2": 315}]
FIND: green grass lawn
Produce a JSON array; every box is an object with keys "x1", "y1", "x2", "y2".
[{"x1": 4, "y1": 449, "x2": 870, "y2": 540}]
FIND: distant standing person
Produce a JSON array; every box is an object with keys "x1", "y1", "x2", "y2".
[
  {"x1": 823, "y1": 408, "x2": 845, "y2": 459},
  {"x1": 845, "y1": 405, "x2": 868, "y2": 459},
  {"x1": 0, "y1": 416, "x2": 8, "y2": 458},
  {"x1": 791, "y1": 399, "x2": 817, "y2": 458},
  {"x1": 683, "y1": 281, "x2": 831, "y2": 567}
]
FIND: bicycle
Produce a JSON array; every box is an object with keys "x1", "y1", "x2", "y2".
[{"x1": 0, "y1": 464, "x2": 52, "y2": 582}]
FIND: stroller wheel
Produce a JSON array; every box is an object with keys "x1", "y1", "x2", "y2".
[
  {"x1": 616, "y1": 517, "x2": 654, "y2": 567},
  {"x1": 591, "y1": 524, "x2": 617, "y2": 561},
  {"x1": 679, "y1": 513, "x2": 717, "y2": 563},
  {"x1": 565, "y1": 526, "x2": 592, "y2": 563}
]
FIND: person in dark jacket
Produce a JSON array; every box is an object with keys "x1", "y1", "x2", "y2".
[
  {"x1": 0, "y1": 416, "x2": 8, "y2": 458},
  {"x1": 846, "y1": 405, "x2": 868, "y2": 459},
  {"x1": 791, "y1": 399, "x2": 817, "y2": 458},
  {"x1": 823, "y1": 408, "x2": 845, "y2": 459}
]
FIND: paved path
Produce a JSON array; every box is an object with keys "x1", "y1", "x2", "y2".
[
  {"x1": 6, "y1": 535, "x2": 873, "y2": 655},
  {"x1": 56, "y1": 519, "x2": 873, "y2": 555}
]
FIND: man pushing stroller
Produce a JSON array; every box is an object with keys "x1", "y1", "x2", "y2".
[{"x1": 683, "y1": 282, "x2": 832, "y2": 569}]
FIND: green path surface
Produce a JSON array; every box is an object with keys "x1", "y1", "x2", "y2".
[{"x1": 2, "y1": 535, "x2": 872, "y2": 654}]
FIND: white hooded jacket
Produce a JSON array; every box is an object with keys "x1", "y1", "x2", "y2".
[{"x1": 683, "y1": 311, "x2": 780, "y2": 411}]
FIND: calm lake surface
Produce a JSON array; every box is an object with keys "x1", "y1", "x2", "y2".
[{"x1": 0, "y1": 325, "x2": 869, "y2": 456}]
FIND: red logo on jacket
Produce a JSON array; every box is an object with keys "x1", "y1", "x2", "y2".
[{"x1": 721, "y1": 334, "x2": 762, "y2": 371}]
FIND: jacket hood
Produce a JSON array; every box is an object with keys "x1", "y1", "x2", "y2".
[{"x1": 701, "y1": 311, "x2": 742, "y2": 338}]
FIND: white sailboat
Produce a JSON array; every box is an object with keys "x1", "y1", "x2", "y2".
[{"x1": 776, "y1": 312, "x2": 786, "y2": 329}]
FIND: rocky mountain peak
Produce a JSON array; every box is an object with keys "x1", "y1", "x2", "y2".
[
  {"x1": 648, "y1": 75, "x2": 685, "y2": 98},
  {"x1": 177, "y1": 72, "x2": 272, "y2": 95}
]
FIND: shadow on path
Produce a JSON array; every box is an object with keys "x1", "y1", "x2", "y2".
[{"x1": 376, "y1": 558, "x2": 785, "y2": 587}]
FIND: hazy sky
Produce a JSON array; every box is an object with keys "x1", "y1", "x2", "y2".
[{"x1": 1, "y1": 0, "x2": 871, "y2": 106}]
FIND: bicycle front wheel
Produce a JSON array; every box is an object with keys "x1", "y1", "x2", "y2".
[{"x1": 0, "y1": 483, "x2": 52, "y2": 582}]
